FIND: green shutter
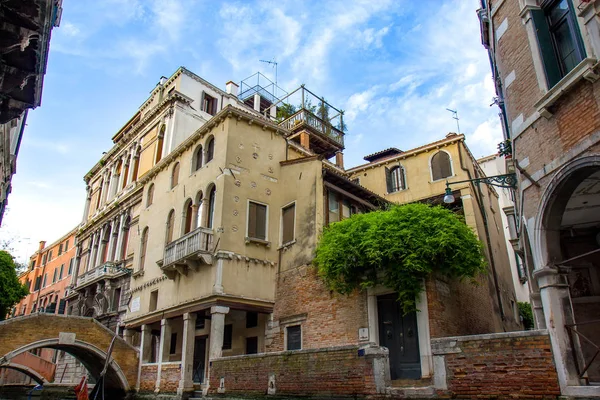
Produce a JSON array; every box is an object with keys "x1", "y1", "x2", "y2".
[
  {"x1": 531, "y1": 9, "x2": 562, "y2": 88},
  {"x1": 385, "y1": 167, "x2": 393, "y2": 193}
]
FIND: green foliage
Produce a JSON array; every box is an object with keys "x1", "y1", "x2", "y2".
[
  {"x1": 518, "y1": 301, "x2": 534, "y2": 329},
  {"x1": 0, "y1": 250, "x2": 29, "y2": 320},
  {"x1": 276, "y1": 103, "x2": 297, "y2": 121},
  {"x1": 315, "y1": 203, "x2": 486, "y2": 314}
]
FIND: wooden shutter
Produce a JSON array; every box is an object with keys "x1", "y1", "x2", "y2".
[
  {"x1": 200, "y1": 91, "x2": 206, "y2": 113},
  {"x1": 287, "y1": 325, "x2": 301, "y2": 350},
  {"x1": 248, "y1": 202, "x2": 257, "y2": 238},
  {"x1": 248, "y1": 202, "x2": 267, "y2": 240},
  {"x1": 166, "y1": 211, "x2": 175, "y2": 243},
  {"x1": 531, "y1": 9, "x2": 562, "y2": 88},
  {"x1": 385, "y1": 167, "x2": 393, "y2": 192},
  {"x1": 58, "y1": 299, "x2": 66, "y2": 314},
  {"x1": 282, "y1": 204, "x2": 295, "y2": 244}
]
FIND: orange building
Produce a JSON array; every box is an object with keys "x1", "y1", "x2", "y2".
[{"x1": 13, "y1": 228, "x2": 77, "y2": 318}]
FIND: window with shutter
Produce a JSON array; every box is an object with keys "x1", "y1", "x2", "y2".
[
  {"x1": 385, "y1": 167, "x2": 393, "y2": 193},
  {"x1": 140, "y1": 228, "x2": 149, "y2": 271},
  {"x1": 282, "y1": 203, "x2": 295, "y2": 244},
  {"x1": 166, "y1": 210, "x2": 175, "y2": 243},
  {"x1": 286, "y1": 325, "x2": 302, "y2": 350},
  {"x1": 59, "y1": 264, "x2": 64, "y2": 280},
  {"x1": 388, "y1": 166, "x2": 405, "y2": 192},
  {"x1": 206, "y1": 187, "x2": 216, "y2": 228},
  {"x1": 328, "y1": 191, "x2": 340, "y2": 223},
  {"x1": 68, "y1": 258, "x2": 73, "y2": 275},
  {"x1": 184, "y1": 200, "x2": 193, "y2": 234},
  {"x1": 171, "y1": 163, "x2": 180, "y2": 188},
  {"x1": 193, "y1": 145, "x2": 203, "y2": 171},
  {"x1": 58, "y1": 299, "x2": 66, "y2": 314},
  {"x1": 431, "y1": 151, "x2": 452, "y2": 181},
  {"x1": 53, "y1": 269, "x2": 57, "y2": 283},
  {"x1": 206, "y1": 138, "x2": 215, "y2": 163},
  {"x1": 248, "y1": 201, "x2": 268, "y2": 240}
]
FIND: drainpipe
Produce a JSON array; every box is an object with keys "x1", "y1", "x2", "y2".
[{"x1": 458, "y1": 142, "x2": 506, "y2": 325}]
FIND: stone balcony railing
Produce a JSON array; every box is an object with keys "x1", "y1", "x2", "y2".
[
  {"x1": 160, "y1": 227, "x2": 214, "y2": 279},
  {"x1": 76, "y1": 262, "x2": 125, "y2": 288}
]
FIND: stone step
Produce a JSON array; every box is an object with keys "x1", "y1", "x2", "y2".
[{"x1": 387, "y1": 385, "x2": 436, "y2": 399}]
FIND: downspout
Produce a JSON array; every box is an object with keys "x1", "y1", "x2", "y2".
[{"x1": 458, "y1": 141, "x2": 506, "y2": 325}]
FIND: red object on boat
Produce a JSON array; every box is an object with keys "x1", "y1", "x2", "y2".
[{"x1": 74, "y1": 376, "x2": 89, "y2": 400}]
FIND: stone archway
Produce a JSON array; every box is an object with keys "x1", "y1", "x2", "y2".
[{"x1": 533, "y1": 155, "x2": 600, "y2": 393}]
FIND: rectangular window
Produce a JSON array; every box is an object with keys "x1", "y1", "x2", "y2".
[
  {"x1": 149, "y1": 290, "x2": 158, "y2": 312},
  {"x1": 42, "y1": 274, "x2": 47, "y2": 288},
  {"x1": 246, "y1": 337, "x2": 258, "y2": 355},
  {"x1": 68, "y1": 258, "x2": 74, "y2": 275},
  {"x1": 48, "y1": 250, "x2": 53, "y2": 261},
  {"x1": 531, "y1": 0, "x2": 585, "y2": 88},
  {"x1": 281, "y1": 203, "x2": 295, "y2": 245},
  {"x1": 58, "y1": 299, "x2": 66, "y2": 315},
  {"x1": 248, "y1": 201, "x2": 268, "y2": 240},
  {"x1": 58, "y1": 244, "x2": 63, "y2": 255},
  {"x1": 246, "y1": 311, "x2": 258, "y2": 328},
  {"x1": 113, "y1": 288, "x2": 122, "y2": 311},
  {"x1": 328, "y1": 191, "x2": 340, "y2": 223},
  {"x1": 222, "y1": 324, "x2": 233, "y2": 350},
  {"x1": 515, "y1": 253, "x2": 527, "y2": 283},
  {"x1": 195, "y1": 315, "x2": 205, "y2": 329},
  {"x1": 42, "y1": 254, "x2": 47, "y2": 265},
  {"x1": 65, "y1": 239, "x2": 69, "y2": 250},
  {"x1": 169, "y1": 333, "x2": 177, "y2": 354},
  {"x1": 30, "y1": 260, "x2": 36, "y2": 269},
  {"x1": 326, "y1": 189, "x2": 359, "y2": 225},
  {"x1": 34, "y1": 276, "x2": 41, "y2": 291},
  {"x1": 202, "y1": 93, "x2": 217, "y2": 115},
  {"x1": 59, "y1": 264, "x2": 64, "y2": 280},
  {"x1": 52, "y1": 269, "x2": 57, "y2": 283},
  {"x1": 286, "y1": 325, "x2": 302, "y2": 351}
]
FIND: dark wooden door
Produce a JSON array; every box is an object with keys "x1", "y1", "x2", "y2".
[
  {"x1": 192, "y1": 336, "x2": 207, "y2": 383},
  {"x1": 377, "y1": 293, "x2": 421, "y2": 380}
]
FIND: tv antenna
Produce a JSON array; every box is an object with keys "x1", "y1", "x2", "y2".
[
  {"x1": 446, "y1": 108, "x2": 461, "y2": 134},
  {"x1": 260, "y1": 58, "x2": 278, "y2": 97}
]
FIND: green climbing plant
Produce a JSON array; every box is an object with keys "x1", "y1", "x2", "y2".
[
  {"x1": 518, "y1": 301, "x2": 534, "y2": 329},
  {"x1": 315, "y1": 203, "x2": 486, "y2": 314}
]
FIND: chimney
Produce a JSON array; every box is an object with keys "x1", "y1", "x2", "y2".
[
  {"x1": 159, "y1": 76, "x2": 168, "y2": 86},
  {"x1": 226, "y1": 81, "x2": 239, "y2": 97},
  {"x1": 38, "y1": 241, "x2": 46, "y2": 251},
  {"x1": 335, "y1": 152, "x2": 344, "y2": 169}
]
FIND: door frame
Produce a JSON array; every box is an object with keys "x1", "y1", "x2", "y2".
[
  {"x1": 192, "y1": 335, "x2": 209, "y2": 384},
  {"x1": 367, "y1": 283, "x2": 432, "y2": 378}
]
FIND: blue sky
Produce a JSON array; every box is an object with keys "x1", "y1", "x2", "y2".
[{"x1": 2, "y1": 0, "x2": 501, "y2": 263}]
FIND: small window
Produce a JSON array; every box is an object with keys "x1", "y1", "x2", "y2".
[
  {"x1": 52, "y1": 269, "x2": 57, "y2": 283},
  {"x1": 30, "y1": 260, "x2": 36, "y2": 269},
  {"x1": 169, "y1": 333, "x2": 177, "y2": 354},
  {"x1": 281, "y1": 203, "x2": 295, "y2": 244},
  {"x1": 58, "y1": 299, "x2": 66, "y2": 315},
  {"x1": 386, "y1": 166, "x2": 406, "y2": 193},
  {"x1": 42, "y1": 254, "x2": 47, "y2": 265},
  {"x1": 149, "y1": 290, "x2": 158, "y2": 312},
  {"x1": 195, "y1": 314, "x2": 205, "y2": 329},
  {"x1": 48, "y1": 250, "x2": 52, "y2": 260},
  {"x1": 193, "y1": 145, "x2": 203, "y2": 172},
  {"x1": 171, "y1": 162, "x2": 180, "y2": 189},
  {"x1": 65, "y1": 239, "x2": 69, "y2": 250},
  {"x1": 155, "y1": 126, "x2": 165, "y2": 164},
  {"x1": 206, "y1": 186, "x2": 216, "y2": 229},
  {"x1": 206, "y1": 138, "x2": 215, "y2": 163},
  {"x1": 42, "y1": 274, "x2": 47, "y2": 288},
  {"x1": 328, "y1": 191, "x2": 340, "y2": 224},
  {"x1": 166, "y1": 210, "x2": 175, "y2": 243},
  {"x1": 113, "y1": 288, "x2": 122, "y2": 311},
  {"x1": 202, "y1": 93, "x2": 217, "y2": 115},
  {"x1": 34, "y1": 276, "x2": 42, "y2": 291},
  {"x1": 139, "y1": 227, "x2": 149, "y2": 271},
  {"x1": 146, "y1": 184, "x2": 154, "y2": 207},
  {"x1": 246, "y1": 337, "x2": 258, "y2": 355},
  {"x1": 59, "y1": 264, "x2": 64, "y2": 280},
  {"x1": 58, "y1": 244, "x2": 63, "y2": 255},
  {"x1": 68, "y1": 258, "x2": 74, "y2": 275},
  {"x1": 248, "y1": 201, "x2": 268, "y2": 241},
  {"x1": 515, "y1": 252, "x2": 527, "y2": 283},
  {"x1": 246, "y1": 311, "x2": 258, "y2": 328},
  {"x1": 430, "y1": 151, "x2": 452, "y2": 181},
  {"x1": 286, "y1": 325, "x2": 301, "y2": 351},
  {"x1": 223, "y1": 324, "x2": 233, "y2": 350},
  {"x1": 183, "y1": 200, "x2": 193, "y2": 234}
]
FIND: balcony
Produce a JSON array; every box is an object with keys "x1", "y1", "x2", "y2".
[
  {"x1": 160, "y1": 227, "x2": 214, "y2": 279},
  {"x1": 77, "y1": 262, "x2": 127, "y2": 288},
  {"x1": 281, "y1": 109, "x2": 345, "y2": 151}
]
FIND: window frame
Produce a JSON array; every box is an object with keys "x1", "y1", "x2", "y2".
[
  {"x1": 386, "y1": 165, "x2": 406, "y2": 193},
  {"x1": 280, "y1": 201, "x2": 296, "y2": 246},
  {"x1": 166, "y1": 209, "x2": 175, "y2": 244},
  {"x1": 325, "y1": 189, "x2": 361, "y2": 225},
  {"x1": 285, "y1": 324, "x2": 302, "y2": 351},
  {"x1": 246, "y1": 200, "x2": 269, "y2": 242},
  {"x1": 149, "y1": 289, "x2": 158, "y2": 312}
]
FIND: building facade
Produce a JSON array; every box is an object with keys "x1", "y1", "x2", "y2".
[
  {"x1": 479, "y1": 0, "x2": 600, "y2": 395},
  {"x1": 478, "y1": 153, "x2": 530, "y2": 302}
]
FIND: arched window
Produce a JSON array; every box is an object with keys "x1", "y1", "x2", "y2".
[
  {"x1": 206, "y1": 137, "x2": 215, "y2": 163},
  {"x1": 121, "y1": 217, "x2": 131, "y2": 260},
  {"x1": 139, "y1": 227, "x2": 149, "y2": 271},
  {"x1": 96, "y1": 180, "x2": 103, "y2": 209},
  {"x1": 166, "y1": 209, "x2": 175, "y2": 243},
  {"x1": 206, "y1": 186, "x2": 216, "y2": 229},
  {"x1": 183, "y1": 199, "x2": 193, "y2": 234},
  {"x1": 131, "y1": 154, "x2": 140, "y2": 182},
  {"x1": 385, "y1": 166, "x2": 406, "y2": 193},
  {"x1": 195, "y1": 191, "x2": 203, "y2": 229},
  {"x1": 122, "y1": 162, "x2": 130, "y2": 189},
  {"x1": 146, "y1": 184, "x2": 154, "y2": 207},
  {"x1": 155, "y1": 125, "x2": 165, "y2": 164},
  {"x1": 171, "y1": 162, "x2": 180, "y2": 189},
  {"x1": 193, "y1": 145, "x2": 203, "y2": 172},
  {"x1": 101, "y1": 226, "x2": 111, "y2": 263},
  {"x1": 430, "y1": 151, "x2": 452, "y2": 181}
]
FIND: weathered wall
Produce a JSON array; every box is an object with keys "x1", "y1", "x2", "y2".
[
  {"x1": 208, "y1": 345, "x2": 387, "y2": 397},
  {"x1": 432, "y1": 330, "x2": 560, "y2": 399}
]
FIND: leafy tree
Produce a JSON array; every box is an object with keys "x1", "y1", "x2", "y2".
[
  {"x1": 315, "y1": 203, "x2": 486, "y2": 314},
  {"x1": 0, "y1": 250, "x2": 29, "y2": 320},
  {"x1": 276, "y1": 103, "x2": 297, "y2": 121},
  {"x1": 518, "y1": 301, "x2": 534, "y2": 329}
]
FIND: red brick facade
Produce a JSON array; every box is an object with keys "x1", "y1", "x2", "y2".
[
  {"x1": 432, "y1": 331, "x2": 560, "y2": 399},
  {"x1": 139, "y1": 365, "x2": 157, "y2": 392}
]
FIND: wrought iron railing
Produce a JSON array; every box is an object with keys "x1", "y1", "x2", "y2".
[
  {"x1": 163, "y1": 227, "x2": 213, "y2": 267},
  {"x1": 566, "y1": 319, "x2": 600, "y2": 383},
  {"x1": 280, "y1": 109, "x2": 344, "y2": 147}
]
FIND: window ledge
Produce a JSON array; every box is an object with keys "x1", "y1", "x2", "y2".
[
  {"x1": 245, "y1": 237, "x2": 271, "y2": 247},
  {"x1": 278, "y1": 239, "x2": 296, "y2": 250},
  {"x1": 132, "y1": 270, "x2": 145, "y2": 279},
  {"x1": 535, "y1": 58, "x2": 600, "y2": 118}
]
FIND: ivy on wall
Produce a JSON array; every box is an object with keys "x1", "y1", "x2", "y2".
[{"x1": 315, "y1": 203, "x2": 486, "y2": 314}]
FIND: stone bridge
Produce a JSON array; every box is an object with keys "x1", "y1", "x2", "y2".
[{"x1": 0, "y1": 314, "x2": 138, "y2": 392}]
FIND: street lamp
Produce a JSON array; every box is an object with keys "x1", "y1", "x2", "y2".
[{"x1": 443, "y1": 173, "x2": 518, "y2": 204}]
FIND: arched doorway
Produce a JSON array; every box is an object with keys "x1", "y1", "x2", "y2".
[{"x1": 535, "y1": 157, "x2": 600, "y2": 387}]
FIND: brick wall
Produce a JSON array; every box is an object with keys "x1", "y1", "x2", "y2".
[
  {"x1": 139, "y1": 364, "x2": 157, "y2": 392},
  {"x1": 432, "y1": 330, "x2": 560, "y2": 399},
  {"x1": 267, "y1": 265, "x2": 368, "y2": 352},
  {"x1": 208, "y1": 344, "x2": 387, "y2": 397},
  {"x1": 159, "y1": 363, "x2": 181, "y2": 393}
]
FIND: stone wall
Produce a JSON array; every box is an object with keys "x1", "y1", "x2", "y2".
[
  {"x1": 432, "y1": 330, "x2": 560, "y2": 399},
  {"x1": 139, "y1": 364, "x2": 157, "y2": 392},
  {"x1": 208, "y1": 344, "x2": 388, "y2": 397}
]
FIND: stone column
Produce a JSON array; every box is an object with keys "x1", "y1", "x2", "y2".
[
  {"x1": 71, "y1": 245, "x2": 82, "y2": 287},
  {"x1": 191, "y1": 204, "x2": 199, "y2": 230},
  {"x1": 208, "y1": 306, "x2": 229, "y2": 360},
  {"x1": 106, "y1": 220, "x2": 117, "y2": 262},
  {"x1": 87, "y1": 233, "x2": 99, "y2": 271},
  {"x1": 137, "y1": 325, "x2": 152, "y2": 391},
  {"x1": 155, "y1": 318, "x2": 172, "y2": 392},
  {"x1": 94, "y1": 226, "x2": 106, "y2": 267},
  {"x1": 82, "y1": 185, "x2": 92, "y2": 223},
  {"x1": 126, "y1": 150, "x2": 136, "y2": 184},
  {"x1": 178, "y1": 313, "x2": 197, "y2": 395},
  {"x1": 117, "y1": 156, "x2": 127, "y2": 193}
]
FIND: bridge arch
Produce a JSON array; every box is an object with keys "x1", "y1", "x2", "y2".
[
  {"x1": 0, "y1": 314, "x2": 138, "y2": 392},
  {"x1": 0, "y1": 362, "x2": 48, "y2": 385}
]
